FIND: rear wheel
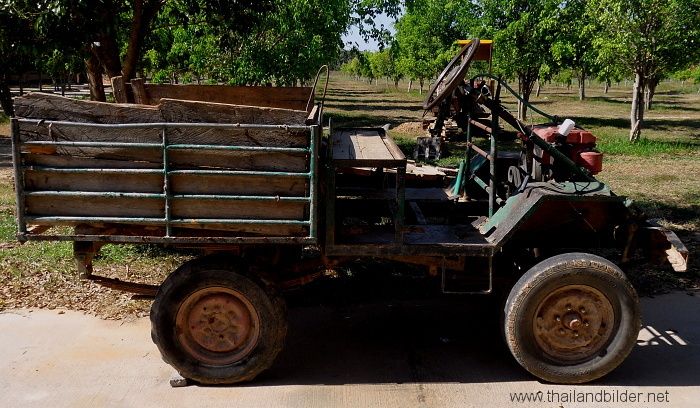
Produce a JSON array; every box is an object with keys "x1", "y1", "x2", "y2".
[
  {"x1": 504, "y1": 253, "x2": 640, "y2": 383},
  {"x1": 151, "y1": 257, "x2": 286, "y2": 384}
]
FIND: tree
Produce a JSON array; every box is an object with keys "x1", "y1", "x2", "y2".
[
  {"x1": 4, "y1": 1, "x2": 274, "y2": 100},
  {"x1": 590, "y1": 0, "x2": 700, "y2": 141},
  {"x1": 368, "y1": 48, "x2": 395, "y2": 85},
  {"x1": 550, "y1": 0, "x2": 597, "y2": 100},
  {"x1": 465, "y1": 0, "x2": 560, "y2": 119},
  {"x1": 395, "y1": 0, "x2": 459, "y2": 94},
  {"x1": 0, "y1": 7, "x2": 33, "y2": 115}
]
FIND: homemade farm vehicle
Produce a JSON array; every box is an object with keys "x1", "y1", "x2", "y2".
[{"x1": 10, "y1": 40, "x2": 688, "y2": 385}]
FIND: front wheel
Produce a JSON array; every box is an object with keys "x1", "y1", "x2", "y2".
[
  {"x1": 504, "y1": 253, "x2": 640, "y2": 383},
  {"x1": 150, "y1": 257, "x2": 286, "y2": 384}
]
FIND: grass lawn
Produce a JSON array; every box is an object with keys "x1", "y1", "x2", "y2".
[{"x1": 0, "y1": 73, "x2": 697, "y2": 317}]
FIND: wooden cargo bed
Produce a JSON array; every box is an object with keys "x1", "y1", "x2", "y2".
[{"x1": 12, "y1": 90, "x2": 320, "y2": 242}]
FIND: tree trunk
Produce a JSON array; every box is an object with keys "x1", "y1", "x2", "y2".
[
  {"x1": 407, "y1": 79, "x2": 413, "y2": 93},
  {"x1": 535, "y1": 80, "x2": 541, "y2": 97},
  {"x1": 419, "y1": 78, "x2": 424, "y2": 95},
  {"x1": 394, "y1": 78, "x2": 399, "y2": 89},
  {"x1": 122, "y1": 0, "x2": 163, "y2": 80},
  {"x1": 517, "y1": 71, "x2": 537, "y2": 120},
  {"x1": 604, "y1": 79, "x2": 609, "y2": 94},
  {"x1": 630, "y1": 71, "x2": 645, "y2": 142},
  {"x1": 578, "y1": 72, "x2": 586, "y2": 100},
  {"x1": 0, "y1": 75, "x2": 14, "y2": 116},
  {"x1": 86, "y1": 52, "x2": 106, "y2": 102},
  {"x1": 644, "y1": 77, "x2": 659, "y2": 111}
]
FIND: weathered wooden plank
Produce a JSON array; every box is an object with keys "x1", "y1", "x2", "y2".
[
  {"x1": 19, "y1": 122, "x2": 309, "y2": 154},
  {"x1": 110, "y1": 76, "x2": 129, "y2": 103},
  {"x1": 15, "y1": 94, "x2": 310, "y2": 149},
  {"x1": 23, "y1": 154, "x2": 163, "y2": 170},
  {"x1": 71, "y1": 223, "x2": 307, "y2": 237},
  {"x1": 14, "y1": 92, "x2": 161, "y2": 123},
  {"x1": 172, "y1": 224, "x2": 307, "y2": 236},
  {"x1": 26, "y1": 196, "x2": 164, "y2": 217},
  {"x1": 171, "y1": 200, "x2": 305, "y2": 220},
  {"x1": 25, "y1": 196, "x2": 305, "y2": 220},
  {"x1": 19, "y1": 119, "x2": 163, "y2": 145},
  {"x1": 306, "y1": 104, "x2": 320, "y2": 125},
  {"x1": 159, "y1": 98, "x2": 308, "y2": 125},
  {"x1": 160, "y1": 99, "x2": 310, "y2": 148},
  {"x1": 171, "y1": 174, "x2": 307, "y2": 196},
  {"x1": 333, "y1": 129, "x2": 396, "y2": 161},
  {"x1": 24, "y1": 170, "x2": 308, "y2": 196},
  {"x1": 130, "y1": 78, "x2": 149, "y2": 104},
  {"x1": 140, "y1": 84, "x2": 313, "y2": 111},
  {"x1": 24, "y1": 170, "x2": 164, "y2": 193},
  {"x1": 21, "y1": 144, "x2": 307, "y2": 172}
]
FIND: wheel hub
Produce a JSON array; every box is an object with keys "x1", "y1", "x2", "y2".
[
  {"x1": 176, "y1": 287, "x2": 260, "y2": 365},
  {"x1": 533, "y1": 285, "x2": 615, "y2": 363}
]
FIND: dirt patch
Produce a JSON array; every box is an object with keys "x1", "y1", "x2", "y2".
[{"x1": 392, "y1": 121, "x2": 424, "y2": 134}]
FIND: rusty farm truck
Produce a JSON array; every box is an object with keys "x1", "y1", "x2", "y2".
[{"x1": 10, "y1": 41, "x2": 688, "y2": 385}]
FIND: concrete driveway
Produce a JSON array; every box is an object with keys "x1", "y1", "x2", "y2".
[{"x1": 1, "y1": 292, "x2": 699, "y2": 408}]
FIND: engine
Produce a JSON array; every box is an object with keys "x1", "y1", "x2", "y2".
[{"x1": 529, "y1": 123, "x2": 603, "y2": 179}]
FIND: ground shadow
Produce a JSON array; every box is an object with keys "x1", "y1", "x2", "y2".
[
  {"x1": 571, "y1": 116, "x2": 700, "y2": 132},
  {"x1": 255, "y1": 275, "x2": 527, "y2": 386},
  {"x1": 326, "y1": 111, "x2": 421, "y2": 128},
  {"x1": 206, "y1": 269, "x2": 700, "y2": 388},
  {"x1": 0, "y1": 137, "x2": 11, "y2": 167}
]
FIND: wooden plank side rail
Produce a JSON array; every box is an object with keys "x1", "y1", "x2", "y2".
[
  {"x1": 125, "y1": 80, "x2": 314, "y2": 112},
  {"x1": 11, "y1": 117, "x2": 321, "y2": 242}
]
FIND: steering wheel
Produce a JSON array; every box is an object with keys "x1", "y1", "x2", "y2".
[{"x1": 422, "y1": 39, "x2": 481, "y2": 111}]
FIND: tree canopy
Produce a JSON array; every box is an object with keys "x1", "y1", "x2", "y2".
[{"x1": 3, "y1": 0, "x2": 700, "y2": 142}]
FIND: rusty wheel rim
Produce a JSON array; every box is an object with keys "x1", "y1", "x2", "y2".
[
  {"x1": 176, "y1": 287, "x2": 260, "y2": 366},
  {"x1": 533, "y1": 285, "x2": 615, "y2": 364}
]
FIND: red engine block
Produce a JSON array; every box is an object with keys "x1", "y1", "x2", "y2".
[{"x1": 531, "y1": 125, "x2": 603, "y2": 175}]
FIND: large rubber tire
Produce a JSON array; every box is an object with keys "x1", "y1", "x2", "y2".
[
  {"x1": 504, "y1": 253, "x2": 640, "y2": 384},
  {"x1": 150, "y1": 257, "x2": 287, "y2": 384}
]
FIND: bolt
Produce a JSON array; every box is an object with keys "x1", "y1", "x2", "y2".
[
  {"x1": 563, "y1": 313, "x2": 582, "y2": 330},
  {"x1": 584, "y1": 321, "x2": 590, "y2": 327},
  {"x1": 580, "y1": 307, "x2": 586, "y2": 314},
  {"x1": 566, "y1": 304, "x2": 572, "y2": 311},
  {"x1": 574, "y1": 331, "x2": 579, "y2": 338},
  {"x1": 555, "y1": 315, "x2": 561, "y2": 322}
]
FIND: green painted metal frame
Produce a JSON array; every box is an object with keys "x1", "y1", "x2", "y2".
[{"x1": 12, "y1": 118, "x2": 321, "y2": 245}]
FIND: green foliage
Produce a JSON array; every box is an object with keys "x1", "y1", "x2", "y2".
[
  {"x1": 142, "y1": 0, "x2": 351, "y2": 85},
  {"x1": 672, "y1": 66, "x2": 700, "y2": 83},
  {"x1": 368, "y1": 49, "x2": 393, "y2": 80},
  {"x1": 590, "y1": 0, "x2": 700, "y2": 77},
  {"x1": 468, "y1": 0, "x2": 560, "y2": 96},
  {"x1": 394, "y1": 0, "x2": 460, "y2": 87}
]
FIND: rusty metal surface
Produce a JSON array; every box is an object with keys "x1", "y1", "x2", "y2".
[
  {"x1": 641, "y1": 221, "x2": 689, "y2": 272},
  {"x1": 86, "y1": 275, "x2": 159, "y2": 297},
  {"x1": 533, "y1": 285, "x2": 615, "y2": 363},
  {"x1": 176, "y1": 287, "x2": 260, "y2": 365}
]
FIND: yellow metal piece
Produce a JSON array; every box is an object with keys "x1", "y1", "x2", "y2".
[
  {"x1": 455, "y1": 39, "x2": 493, "y2": 64},
  {"x1": 456, "y1": 39, "x2": 493, "y2": 45}
]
